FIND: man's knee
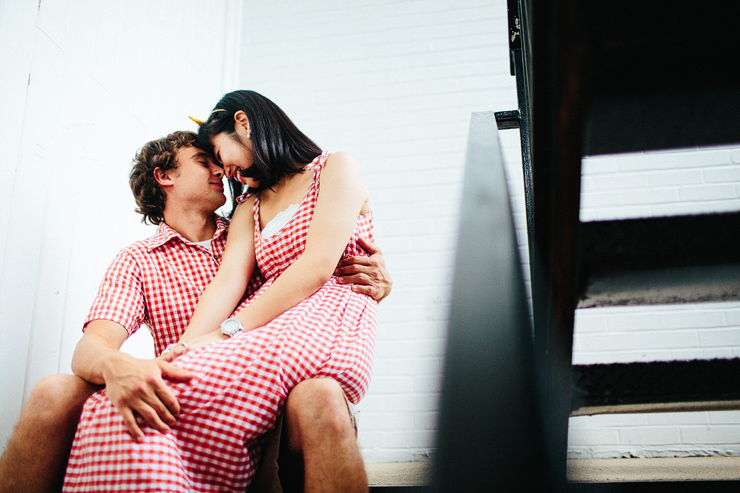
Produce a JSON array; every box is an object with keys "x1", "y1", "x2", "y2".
[
  {"x1": 284, "y1": 379, "x2": 354, "y2": 451},
  {"x1": 286, "y1": 379, "x2": 349, "y2": 425},
  {"x1": 26, "y1": 374, "x2": 97, "y2": 424}
]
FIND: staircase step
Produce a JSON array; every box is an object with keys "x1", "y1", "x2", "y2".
[
  {"x1": 571, "y1": 359, "x2": 740, "y2": 415},
  {"x1": 568, "y1": 457, "x2": 740, "y2": 483},
  {"x1": 367, "y1": 462, "x2": 431, "y2": 488},
  {"x1": 366, "y1": 457, "x2": 740, "y2": 489},
  {"x1": 577, "y1": 213, "x2": 740, "y2": 308}
]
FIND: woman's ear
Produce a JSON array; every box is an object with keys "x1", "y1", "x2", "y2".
[
  {"x1": 153, "y1": 167, "x2": 174, "y2": 188},
  {"x1": 234, "y1": 110, "x2": 251, "y2": 139},
  {"x1": 234, "y1": 110, "x2": 249, "y2": 126}
]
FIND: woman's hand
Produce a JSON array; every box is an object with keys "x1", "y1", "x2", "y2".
[
  {"x1": 158, "y1": 341, "x2": 190, "y2": 363},
  {"x1": 186, "y1": 329, "x2": 229, "y2": 350},
  {"x1": 158, "y1": 330, "x2": 229, "y2": 364}
]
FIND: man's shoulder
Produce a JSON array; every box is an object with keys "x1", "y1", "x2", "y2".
[
  {"x1": 121, "y1": 237, "x2": 155, "y2": 254},
  {"x1": 115, "y1": 227, "x2": 171, "y2": 259},
  {"x1": 106, "y1": 238, "x2": 154, "y2": 268}
]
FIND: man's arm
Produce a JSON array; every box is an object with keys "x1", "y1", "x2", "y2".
[
  {"x1": 334, "y1": 237, "x2": 392, "y2": 302},
  {"x1": 71, "y1": 320, "x2": 195, "y2": 441}
]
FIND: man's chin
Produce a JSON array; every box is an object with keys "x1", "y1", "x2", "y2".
[{"x1": 210, "y1": 195, "x2": 227, "y2": 212}]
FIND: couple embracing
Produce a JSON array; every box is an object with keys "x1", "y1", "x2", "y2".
[{"x1": 0, "y1": 90, "x2": 390, "y2": 493}]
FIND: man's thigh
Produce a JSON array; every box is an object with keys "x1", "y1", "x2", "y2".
[{"x1": 27, "y1": 373, "x2": 100, "y2": 422}]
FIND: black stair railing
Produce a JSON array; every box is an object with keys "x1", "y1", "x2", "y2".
[{"x1": 489, "y1": 0, "x2": 740, "y2": 489}]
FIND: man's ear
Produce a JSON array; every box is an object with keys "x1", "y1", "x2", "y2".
[{"x1": 153, "y1": 167, "x2": 174, "y2": 188}]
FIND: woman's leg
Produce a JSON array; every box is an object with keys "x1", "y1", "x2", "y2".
[
  {"x1": 63, "y1": 388, "x2": 192, "y2": 492},
  {"x1": 63, "y1": 299, "x2": 375, "y2": 493},
  {"x1": 63, "y1": 329, "x2": 282, "y2": 493}
]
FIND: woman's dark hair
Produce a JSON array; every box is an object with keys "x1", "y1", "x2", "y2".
[
  {"x1": 197, "y1": 90, "x2": 322, "y2": 209},
  {"x1": 130, "y1": 131, "x2": 200, "y2": 225}
]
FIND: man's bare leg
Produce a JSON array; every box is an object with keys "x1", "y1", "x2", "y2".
[
  {"x1": 0, "y1": 374, "x2": 99, "y2": 493},
  {"x1": 283, "y1": 378, "x2": 368, "y2": 493}
]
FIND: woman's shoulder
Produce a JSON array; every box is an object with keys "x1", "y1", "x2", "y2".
[
  {"x1": 325, "y1": 151, "x2": 356, "y2": 164},
  {"x1": 323, "y1": 151, "x2": 360, "y2": 174},
  {"x1": 235, "y1": 190, "x2": 258, "y2": 205},
  {"x1": 319, "y1": 151, "x2": 366, "y2": 196},
  {"x1": 230, "y1": 196, "x2": 256, "y2": 224}
]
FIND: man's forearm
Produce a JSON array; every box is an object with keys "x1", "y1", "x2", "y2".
[
  {"x1": 70, "y1": 320, "x2": 196, "y2": 440},
  {"x1": 70, "y1": 320, "x2": 129, "y2": 385},
  {"x1": 71, "y1": 332, "x2": 128, "y2": 385}
]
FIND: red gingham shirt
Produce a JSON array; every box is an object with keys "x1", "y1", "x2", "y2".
[{"x1": 84, "y1": 215, "x2": 264, "y2": 355}]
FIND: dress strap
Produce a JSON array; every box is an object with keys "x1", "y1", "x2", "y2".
[
  {"x1": 306, "y1": 151, "x2": 331, "y2": 173},
  {"x1": 235, "y1": 190, "x2": 254, "y2": 204},
  {"x1": 306, "y1": 151, "x2": 331, "y2": 192}
]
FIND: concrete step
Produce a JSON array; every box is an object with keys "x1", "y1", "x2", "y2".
[
  {"x1": 366, "y1": 457, "x2": 740, "y2": 488},
  {"x1": 366, "y1": 462, "x2": 431, "y2": 487},
  {"x1": 568, "y1": 457, "x2": 740, "y2": 483}
]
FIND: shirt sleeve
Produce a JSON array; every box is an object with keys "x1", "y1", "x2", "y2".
[{"x1": 84, "y1": 250, "x2": 146, "y2": 335}]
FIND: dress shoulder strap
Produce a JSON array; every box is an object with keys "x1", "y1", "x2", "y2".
[
  {"x1": 235, "y1": 191, "x2": 254, "y2": 204},
  {"x1": 306, "y1": 151, "x2": 331, "y2": 174}
]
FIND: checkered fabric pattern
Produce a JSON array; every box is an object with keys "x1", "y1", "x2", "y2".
[
  {"x1": 83, "y1": 215, "x2": 264, "y2": 355},
  {"x1": 63, "y1": 152, "x2": 378, "y2": 492}
]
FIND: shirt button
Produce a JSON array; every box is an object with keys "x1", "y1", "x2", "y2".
[{"x1": 213, "y1": 253, "x2": 221, "y2": 261}]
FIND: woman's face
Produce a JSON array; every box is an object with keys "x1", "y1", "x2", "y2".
[{"x1": 211, "y1": 115, "x2": 258, "y2": 188}]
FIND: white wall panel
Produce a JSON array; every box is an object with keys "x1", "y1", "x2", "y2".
[
  {"x1": 0, "y1": 0, "x2": 44, "y2": 449},
  {"x1": 0, "y1": 0, "x2": 241, "y2": 452}
]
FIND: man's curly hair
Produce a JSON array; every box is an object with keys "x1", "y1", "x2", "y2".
[{"x1": 129, "y1": 131, "x2": 200, "y2": 225}]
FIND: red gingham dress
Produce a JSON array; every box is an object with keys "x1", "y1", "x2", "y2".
[{"x1": 63, "y1": 152, "x2": 377, "y2": 492}]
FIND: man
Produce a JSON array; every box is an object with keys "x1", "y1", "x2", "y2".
[{"x1": 0, "y1": 131, "x2": 391, "y2": 492}]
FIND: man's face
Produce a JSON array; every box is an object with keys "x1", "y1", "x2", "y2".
[{"x1": 166, "y1": 145, "x2": 226, "y2": 214}]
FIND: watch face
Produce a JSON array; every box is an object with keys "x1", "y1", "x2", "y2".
[{"x1": 221, "y1": 318, "x2": 242, "y2": 336}]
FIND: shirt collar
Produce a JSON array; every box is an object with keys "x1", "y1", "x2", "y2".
[{"x1": 144, "y1": 215, "x2": 229, "y2": 251}]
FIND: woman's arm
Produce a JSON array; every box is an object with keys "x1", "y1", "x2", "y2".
[
  {"x1": 179, "y1": 198, "x2": 257, "y2": 344},
  {"x1": 233, "y1": 152, "x2": 369, "y2": 332}
]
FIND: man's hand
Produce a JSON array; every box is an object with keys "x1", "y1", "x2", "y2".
[
  {"x1": 335, "y1": 237, "x2": 392, "y2": 302},
  {"x1": 102, "y1": 352, "x2": 195, "y2": 441}
]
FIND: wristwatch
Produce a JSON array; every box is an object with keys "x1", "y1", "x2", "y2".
[{"x1": 220, "y1": 317, "x2": 244, "y2": 338}]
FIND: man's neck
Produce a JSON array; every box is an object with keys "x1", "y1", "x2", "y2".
[{"x1": 162, "y1": 209, "x2": 218, "y2": 242}]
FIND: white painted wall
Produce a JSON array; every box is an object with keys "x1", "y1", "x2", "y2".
[
  {"x1": 1, "y1": 0, "x2": 738, "y2": 468},
  {"x1": 0, "y1": 0, "x2": 241, "y2": 450}
]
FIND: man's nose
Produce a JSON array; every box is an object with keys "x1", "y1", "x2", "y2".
[{"x1": 213, "y1": 166, "x2": 224, "y2": 178}]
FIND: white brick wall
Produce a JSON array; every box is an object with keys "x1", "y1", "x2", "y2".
[
  {"x1": 233, "y1": 0, "x2": 518, "y2": 463},
  {"x1": 570, "y1": 146, "x2": 740, "y2": 458},
  {"x1": 2, "y1": 0, "x2": 738, "y2": 468},
  {"x1": 234, "y1": 0, "x2": 740, "y2": 463}
]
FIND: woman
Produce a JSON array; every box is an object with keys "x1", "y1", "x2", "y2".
[{"x1": 62, "y1": 90, "x2": 377, "y2": 492}]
